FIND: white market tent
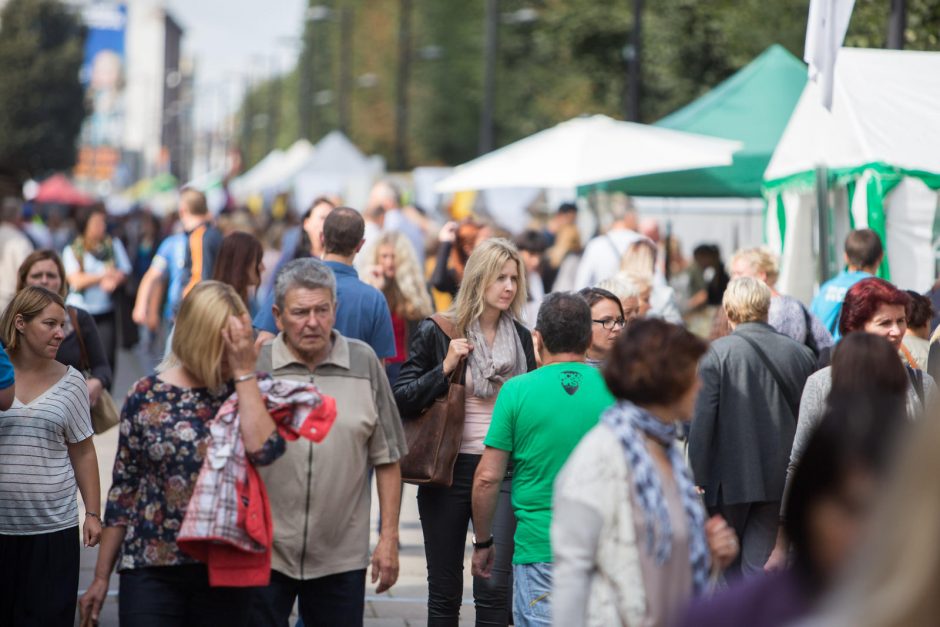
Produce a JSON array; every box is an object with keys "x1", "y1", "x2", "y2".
[
  {"x1": 764, "y1": 48, "x2": 940, "y2": 301},
  {"x1": 246, "y1": 139, "x2": 315, "y2": 196},
  {"x1": 293, "y1": 130, "x2": 385, "y2": 211},
  {"x1": 231, "y1": 133, "x2": 383, "y2": 212},
  {"x1": 266, "y1": 139, "x2": 317, "y2": 188},
  {"x1": 230, "y1": 149, "x2": 286, "y2": 201},
  {"x1": 434, "y1": 114, "x2": 741, "y2": 193}
]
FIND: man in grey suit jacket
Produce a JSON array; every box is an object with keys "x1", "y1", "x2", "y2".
[{"x1": 689, "y1": 277, "x2": 816, "y2": 578}]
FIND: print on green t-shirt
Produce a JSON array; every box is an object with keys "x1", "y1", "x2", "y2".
[{"x1": 484, "y1": 361, "x2": 615, "y2": 565}]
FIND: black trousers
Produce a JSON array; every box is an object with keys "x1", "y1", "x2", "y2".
[
  {"x1": 0, "y1": 526, "x2": 79, "y2": 627},
  {"x1": 250, "y1": 568, "x2": 366, "y2": 627},
  {"x1": 118, "y1": 563, "x2": 254, "y2": 627},
  {"x1": 417, "y1": 453, "x2": 516, "y2": 627},
  {"x1": 92, "y1": 310, "x2": 117, "y2": 385}
]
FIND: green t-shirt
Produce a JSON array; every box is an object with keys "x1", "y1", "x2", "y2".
[{"x1": 484, "y1": 361, "x2": 615, "y2": 564}]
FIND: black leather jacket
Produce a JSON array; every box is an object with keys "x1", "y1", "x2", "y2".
[{"x1": 393, "y1": 316, "x2": 537, "y2": 419}]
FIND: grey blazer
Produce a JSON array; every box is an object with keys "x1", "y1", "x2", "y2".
[{"x1": 689, "y1": 321, "x2": 817, "y2": 508}]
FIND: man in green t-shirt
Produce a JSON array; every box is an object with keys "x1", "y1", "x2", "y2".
[{"x1": 470, "y1": 292, "x2": 615, "y2": 626}]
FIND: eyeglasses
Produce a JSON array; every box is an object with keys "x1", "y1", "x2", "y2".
[{"x1": 592, "y1": 318, "x2": 626, "y2": 331}]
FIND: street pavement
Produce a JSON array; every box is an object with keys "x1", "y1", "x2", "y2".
[{"x1": 75, "y1": 348, "x2": 477, "y2": 626}]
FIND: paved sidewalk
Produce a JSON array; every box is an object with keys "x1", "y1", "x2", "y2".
[{"x1": 75, "y1": 349, "x2": 477, "y2": 626}]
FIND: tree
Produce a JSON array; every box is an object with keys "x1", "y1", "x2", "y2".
[
  {"x1": 0, "y1": 0, "x2": 86, "y2": 190},
  {"x1": 239, "y1": 0, "x2": 940, "y2": 171},
  {"x1": 846, "y1": 0, "x2": 940, "y2": 49}
]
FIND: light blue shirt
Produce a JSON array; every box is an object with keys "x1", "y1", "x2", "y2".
[
  {"x1": 62, "y1": 238, "x2": 132, "y2": 315},
  {"x1": 810, "y1": 270, "x2": 872, "y2": 342},
  {"x1": 151, "y1": 233, "x2": 187, "y2": 320}
]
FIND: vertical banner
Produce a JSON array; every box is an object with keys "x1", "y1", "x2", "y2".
[{"x1": 75, "y1": 3, "x2": 127, "y2": 186}]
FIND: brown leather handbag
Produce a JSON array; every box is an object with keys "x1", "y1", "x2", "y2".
[
  {"x1": 400, "y1": 313, "x2": 466, "y2": 487},
  {"x1": 68, "y1": 307, "x2": 120, "y2": 434}
]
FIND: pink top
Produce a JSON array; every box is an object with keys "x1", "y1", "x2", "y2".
[{"x1": 461, "y1": 368, "x2": 497, "y2": 455}]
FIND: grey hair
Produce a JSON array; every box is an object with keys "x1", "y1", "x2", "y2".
[
  {"x1": 373, "y1": 180, "x2": 401, "y2": 205},
  {"x1": 274, "y1": 257, "x2": 337, "y2": 310},
  {"x1": 0, "y1": 197, "x2": 22, "y2": 223},
  {"x1": 723, "y1": 276, "x2": 771, "y2": 324}
]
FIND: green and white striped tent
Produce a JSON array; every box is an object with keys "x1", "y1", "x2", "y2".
[{"x1": 763, "y1": 48, "x2": 940, "y2": 302}]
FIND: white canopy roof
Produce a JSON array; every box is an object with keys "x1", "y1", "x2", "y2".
[
  {"x1": 230, "y1": 149, "x2": 285, "y2": 199},
  {"x1": 253, "y1": 139, "x2": 316, "y2": 191},
  {"x1": 765, "y1": 48, "x2": 940, "y2": 181},
  {"x1": 293, "y1": 131, "x2": 385, "y2": 211},
  {"x1": 298, "y1": 130, "x2": 374, "y2": 173},
  {"x1": 434, "y1": 114, "x2": 741, "y2": 193}
]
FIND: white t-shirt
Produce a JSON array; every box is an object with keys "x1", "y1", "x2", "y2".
[
  {"x1": 0, "y1": 224, "x2": 33, "y2": 313},
  {"x1": 574, "y1": 229, "x2": 644, "y2": 289},
  {"x1": 525, "y1": 271, "x2": 545, "y2": 328},
  {"x1": 0, "y1": 367, "x2": 92, "y2": 534},
  {"x1": 62, "y1": 238, "x2": 132, "y2": 315}
]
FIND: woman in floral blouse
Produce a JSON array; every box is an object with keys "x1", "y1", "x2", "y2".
[{"x1": 79, "y1": 281, "x2": 283, "y2": 626}]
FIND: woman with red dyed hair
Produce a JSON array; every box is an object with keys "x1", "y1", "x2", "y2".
[
  {"x1": 792, "y1": 277, "x2": 930, "y2": 451},
  {"x1": 765, "y1": 277, "x2": 935, "y2": 570}
]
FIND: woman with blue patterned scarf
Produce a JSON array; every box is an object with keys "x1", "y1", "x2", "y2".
[{"x1": 551, "y1": 318, "x2": 739, "y2": 627}]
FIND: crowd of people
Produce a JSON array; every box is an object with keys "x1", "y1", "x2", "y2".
[{"x1": 1, "y1": 180, "x2": 939, "y2": 627}]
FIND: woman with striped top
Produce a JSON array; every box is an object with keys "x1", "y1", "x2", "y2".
[{"x1": 0, "y1": 286, "x2": 101, "y2": 626}]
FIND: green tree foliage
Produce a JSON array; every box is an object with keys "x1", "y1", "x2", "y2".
[
  {"x1": 239, "y1": 71, "x2": 300, "y2": 168},
  {"x1": 411, "y1": 1, "x2": 485, "y2": 165},
  {"x1": 642, "y1": 0, "x2": 807, "y2": 122},
  {"x1": 0, "y1": 0, "x2": 86, "y2": 186},
  {"x1": 240, "y1": 0, "x2": 940, "y2": 171},
  {"x1": 846, "y1": 0, "x2": 940, "y2": 49}
]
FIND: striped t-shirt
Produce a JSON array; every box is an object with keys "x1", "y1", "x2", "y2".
[{"x1": 0, "y1": 366, "x2": 92, "y2": 535}]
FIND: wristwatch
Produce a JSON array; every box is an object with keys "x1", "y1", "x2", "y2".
[{"x1": 472, "y1": 534, "x2": 494, "y2": 550}]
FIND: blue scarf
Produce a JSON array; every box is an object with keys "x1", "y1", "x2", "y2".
[{"x1": 602, "y1": 400, "x2": 710, "y2": 594}]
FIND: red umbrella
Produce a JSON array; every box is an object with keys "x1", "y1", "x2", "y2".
[{"x1": 34, "y1": 174, "x2": 94, "y2": 206}]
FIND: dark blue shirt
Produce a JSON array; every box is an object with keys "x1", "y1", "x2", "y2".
[{"x1": 253, "y1": 260, "x2": 396, "y2": 359}]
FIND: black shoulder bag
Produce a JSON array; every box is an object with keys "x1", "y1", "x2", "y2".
[{"x1": 738, "y1": 333, "x2": 802, "y2": 421}]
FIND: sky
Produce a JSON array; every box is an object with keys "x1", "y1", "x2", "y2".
[{"x1": 162, "y1": 0, "x2": 306, "y2": 129}]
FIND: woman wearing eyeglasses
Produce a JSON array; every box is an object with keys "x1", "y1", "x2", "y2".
[{"x1": 579, "y1": 287, "x2": 625, "y2": 368}]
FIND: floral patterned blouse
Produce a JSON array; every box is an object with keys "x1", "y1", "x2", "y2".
[{"x1": 104, "y1": 374, "x2": 283, "y2": 571}]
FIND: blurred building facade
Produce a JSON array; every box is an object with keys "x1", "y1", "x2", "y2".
[{"x1": 62, "y1": 0, "x2": 193, "y2": 190}]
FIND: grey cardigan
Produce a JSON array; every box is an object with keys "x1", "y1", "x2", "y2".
[
  {"x1": 781, "y1": 365, "x2": 936, "y2": 515},
  {"x1": 689, "y1": 322, "x2": 817, "y2": 508}
]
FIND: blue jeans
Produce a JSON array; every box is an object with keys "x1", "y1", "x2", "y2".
[{"x1": 512, "y1": 563, "x2": 552, "y2": 627}]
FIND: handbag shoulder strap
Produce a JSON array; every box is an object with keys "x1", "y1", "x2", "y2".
[
  {"x1": 737, "y1": 332, "x2": 801, "y2": 421},
  {"x1": 68, "y1": 307, "x2": 91, "y2": 373},
  {"x1": 429, "y1": 313, "x2": 466, "y2": 383},
  {"x1": 430, "y1": 313, "x2": 459, "y2": 340}
]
